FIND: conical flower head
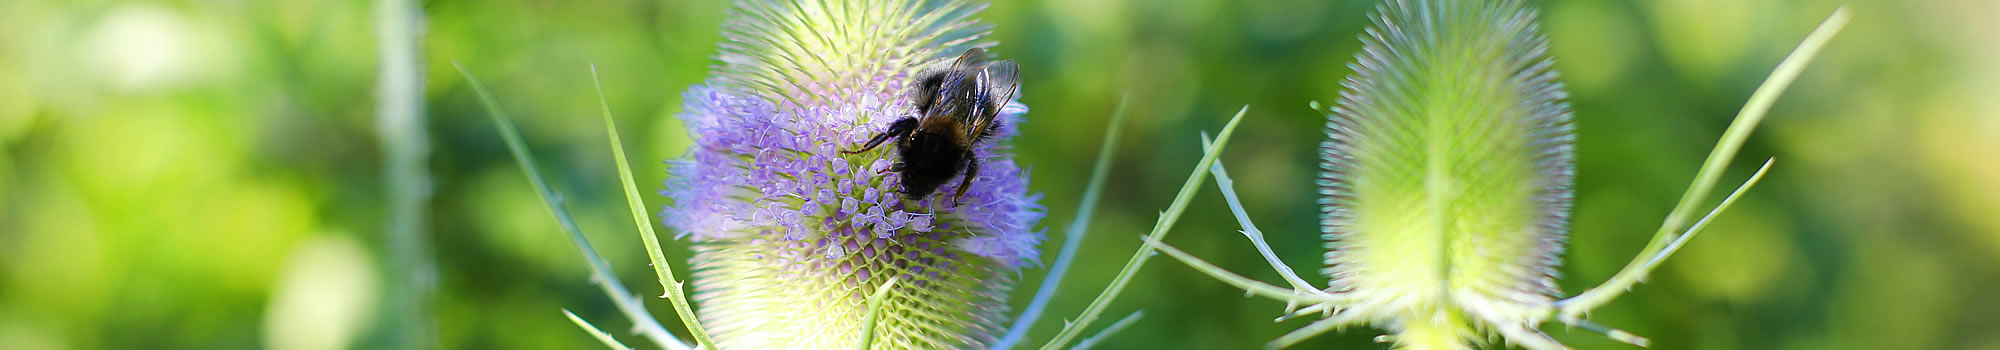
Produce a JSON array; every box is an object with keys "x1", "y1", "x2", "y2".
[
  {"x1": 1317, "y1": 0, "x2": 1573, "y2": 347},
  {"x1": 660, "y1": 0, "x2": 1044, "y2": 348}
]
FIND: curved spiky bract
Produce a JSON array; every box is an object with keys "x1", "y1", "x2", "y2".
[
  {"x1": 1315, "y1": 0, "x2": 1572, "y2": 347},
  {"x1": 664, "y1": 0, "x2": 1043, "y2": 348}
]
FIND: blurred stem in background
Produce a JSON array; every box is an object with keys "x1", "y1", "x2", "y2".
[
  {"x1": 458, "y1": 63, "x2": 694, "y2": 349},
  {"x1": 375, "y1": 0, "x2": 434, "y2": 348}
]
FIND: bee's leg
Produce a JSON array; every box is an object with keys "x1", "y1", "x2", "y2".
[
  {"x1": 877, "y1": 162, "x2": 905, "y2": 175},
  {"x1": 950, "y1": 157, "x2": 980, "y2": 206},
  {"x1": 843, "y1": 117, "x2": 918, "y2": 155}
]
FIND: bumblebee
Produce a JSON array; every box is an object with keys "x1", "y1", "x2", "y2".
[{"x1": 845, "y1": 48, "x2": 1020, "y2": 205}]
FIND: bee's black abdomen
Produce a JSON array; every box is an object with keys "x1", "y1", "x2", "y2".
[{"x1": 894, "y1": 131, "x2": 970, "y2": 200}]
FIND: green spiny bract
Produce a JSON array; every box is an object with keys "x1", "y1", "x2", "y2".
[
  {"x1": 1315, "y1": 0, "x2": 1573, "y2": 348},
  {"x1": 1145, "y1": 1, "x2": 1840, "y2": 349}
]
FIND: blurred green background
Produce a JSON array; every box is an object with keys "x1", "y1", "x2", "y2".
[{"x1": 3, "y1": 0, "x2": 1997, "y2": 349}]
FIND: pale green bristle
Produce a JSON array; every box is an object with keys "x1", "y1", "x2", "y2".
[
  {"x1": 690, "y1": 230, "x2": 1011, "y2": 349},
  {"x1": 1315, "y1": 0, "x2": 1573, "y2": 347},
  {"x1": 713, "y1": 0, "x2": 992, "y2": 107}
]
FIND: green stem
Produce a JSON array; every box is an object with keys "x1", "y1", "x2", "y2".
[
  {"x1": 456, "y1": 63, "x2": 691, "y2": 350},
  {"x1": 1206, "y1": 159, "x2": 1318, "y2": 293},
  {"x1": 1038, "y1": 106, "x2": 1250, "y2": 350},
  {"x1": 565, "y1": 309, "x2": 637, "y2": 350},
  {"x1": 374, "y1": 0, "x2": 433, "y2": 347},
  {"x1": 592, "y1": 65, "x2": 718, "y2": 348},
  {"x1": 1142, "y1": 236, "x2": 1348, "y2": 305},
  {"x1": 1558, "y1": 6, "x2": 1849, "y2": 317},
  {"x1": 995, "y1": 95, "x2": 1132, "y2": 349},
  {"x1": 1071, "y1": 311, "x2": 1144, "y2": 350}
]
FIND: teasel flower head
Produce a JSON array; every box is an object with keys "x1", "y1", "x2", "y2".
[
  {"x1": 657, "y1": 0, "x2": 1044, "y2": 348},
  {"x1": 1314, "y1": 0, "x2": 1575, "y2": 347},
  {"x1": 1129, "y1": 0, "x2": 1836, "y2": 348}
]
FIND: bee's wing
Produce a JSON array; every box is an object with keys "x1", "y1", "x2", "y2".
[
  {"x1": 929, "y1": 48, "x2": 987, "y2": 116},
  {"x1": 962, "y1": 59, "x2": 1019, "y2": 141},
  {"x1": 948, "y1": 47, "x2": 989, "y2": 71},
  {"x1": 982, "y1": 60, "x2": 1020, "y2": 109}
]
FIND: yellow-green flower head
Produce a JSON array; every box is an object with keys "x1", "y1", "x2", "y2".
[
  {"x1": 1315, "y1": 0, "x2": 1573, "y2": 348},
  {"x1": 659, "y1": 0, "x2": 1042, "y2": 348}
]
